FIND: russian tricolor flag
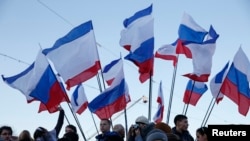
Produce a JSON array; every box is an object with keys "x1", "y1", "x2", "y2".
[
  {"x1": 183, "y1": 80, "x2": 208, "y2": 106},
  {"x1": 210, "y1": 62, "x2": 229, "y2": 104},
  {"x1": 88, "y1": 58, "x2": 130, "y2": 119},
  {"x1": 2, "y1": 50, "x2": 69, "y2": 113},
  {"x1": 221, "y1": 47, "x2": 250, "y2": 116},
  {"x1": 153, "y1": 81, "x2": 164, "y2": 123}
]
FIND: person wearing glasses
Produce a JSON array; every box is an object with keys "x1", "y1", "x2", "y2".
[
  {"x1": 0, "y1": 126, "x2": 13, "y2": 141},
  {"x1": 196, "y1": 127, "x2": 208, "y2": 141}
]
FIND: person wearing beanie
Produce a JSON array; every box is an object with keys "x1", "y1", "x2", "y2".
[
  {"x1": 127, "y1": 115, "x2": 155, "y2": 141},
  {"x1": 146, "y1": 129, "x2": 168, "y2": 141}
]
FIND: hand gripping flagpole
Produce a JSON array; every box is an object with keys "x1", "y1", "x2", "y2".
[{"x1": 38, "y1": 43, "x2": 87, "y2": 141}]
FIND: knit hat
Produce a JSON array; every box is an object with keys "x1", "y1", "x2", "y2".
[
  {"x1": 146, "y1": 129, "x2": 168, "y2": 141},
  {"x1": 135, "y1": 116, "x2": 149, "y2": 124}
]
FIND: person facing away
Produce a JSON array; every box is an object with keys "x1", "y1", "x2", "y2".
[
  {"x1": 58, "y1": 132, "x2": 79, "y2": 141},
  {"x1": 146, "y1": 129, "x2": 168, "y2": 141},
  {"x1": 127, "y1": 115, "x2": 155, "y2": 141},
  {"x1": 171, "y1": 114, "x2": 194, "y2": 141},
  {"x1": 113, "y1": 124, "x2": 125, "y2": 140},
  {"x1": 154, "y1": 122, "x2": 180, "y2": 141},
  {"x1": 18, "y1": 130, "x2": 34, "y2": 141},
  {"x1": 33, "y1": 107, "x2": 65, "y2": 141},
  {"x1": 0, "y1": 126, "x2": 13, "y2": 141},
  {"x1": 196, "y1": 127, "x2": 208, "y2": 141},
  {"x1": 95, "y1": 119, "x2": 112, "y2": 141}
]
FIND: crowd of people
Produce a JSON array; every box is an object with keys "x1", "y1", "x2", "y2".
[{"x1": 0, "y1": 107, "x2": 209, "y2": 141}]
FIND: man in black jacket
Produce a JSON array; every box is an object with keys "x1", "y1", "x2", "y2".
[{"x1": 171, "y1": 114, "x2": 194, "y2": 141}]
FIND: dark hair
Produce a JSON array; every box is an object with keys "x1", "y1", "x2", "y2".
[
  {"x1": 101, "y1": 119, "x2": 112, "y2": 126},
  {"x1": 63, "y1": 132, "x2": 79, "y2": 141},
  {"x1": 196, "y1": 127, "x2": 208, "y2": 136},
  {"x1": 173, "y1": 114, "x2": 187, "y2": 125},
  {"x1": 0, "y1": 126, "x2": 13, "y2": 135},
  {"x1": 66, "y1": 125, "x2": 77, "y2": 133},
  {"x1": 33, "y1": 127, "x2": 46, "y2": 140}
]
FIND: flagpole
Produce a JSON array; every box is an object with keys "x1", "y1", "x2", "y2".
[
  {"x1": 65, "y1": 102, "x2": 87, "y2": 141},
  {"x1": 200, "y1": 97, "x2": 216, "y2": 127},
  {"x1": 35, "y1": 3, "x2": 101, "y2": 140},
  {"x1": 148, "y1": 70, "x2": 153, "y2": 121},
  {"x1": 124, "y1": 108, "x2": 128, "y2": 139},
  {"x1": 201, "y1": 72, "x2": 229, "y2": 127},
  {"x1": 38, "y1": 43, "x2": 88, "y2": 141},
  {"x1": 166, "y1": 55, "x2": 179, "y2": 124},
  {"x1": 182, "y1": 81, "x2": 195, "y2": 115}
]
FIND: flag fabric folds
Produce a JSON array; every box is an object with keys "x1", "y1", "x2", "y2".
[
  {"x1": 155, "y1": 41, "x2": 178, "y2": 67},
  {"x1": 220, "y1": 47, "x2": 250, "y2": 116},
  {"x1": 88, "y1": 58, "x2": 130, "y2": 119},
  {"x1": 182, "y1": 25, "x2": 219, "y2": 82},
  {"x1": 178, "y1": 12, "x2": 208, "y2": 43},
  {"x1": 2, "y1": 50, "x2": 69, "y2": 113},
  {"x1": 210, "y1": 62, "x2": 229, "y2": 104},
  {"x1": 42, "y1": 20, "x2": 101, "y2": 90},
  {"x1": 153, "y1": 81, "x2": 164, "y2": 123},
  {"x1": 119, "y1": 4, "x2": 154, "y2": 83},
  {"x1": 102, "y1": 58, "x2": 123, "y2": 86},
  {"x1": 183, "y1": 80, "x2": 208, "y2": 106},
  {"x1": 71, "y1": 84, "x2": 89, "y2": 115}
]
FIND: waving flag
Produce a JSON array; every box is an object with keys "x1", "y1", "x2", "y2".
[
  {"x1": 178, "y1": 12, "x2": 207, "y2": 43},
  {"x1": 183, "y1": 80, "x2": 208, "y2": 106},
  {"x1": 2, "y1": 50, "x2": 69, "y2": 113},
  {"x1": 43, "y1": 20, "x2": 101, "y2": 90},
  {"x1": 103, "y1": 58, "x2": 123, "y2": 86},
  {"x1": 221, "y1": 47, "x2": 250, "y2": 116},
  {"x1": 119, "y1": 4, "x2": 154, "y2": 83},
  {"x1": 210, "y1": 62, "x2": 229, "y2": 104},
  {"x1": 153, "y1": 81, "x2": 164, "y2": 123},
  {"x1": 88, "y1": 59, "x2": 130, "y2": 119},
  {"x1": 155, "y1": 41, "x2": 178, "y2": 67},
  {"x1": 71, "y1": 84, "x2": 89, "y2": 115},
  {"x1": 183, "y1": 25, "x2": 219, "y2": 82}
]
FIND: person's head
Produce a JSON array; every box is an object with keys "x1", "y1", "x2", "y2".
[
  {"x1": 100, "y1": 119, "x2": 111, "y2": 134},
  {"x1": 146, "y1": 129, "x2": 168, "y2": 141},
  {"x1": 18, "y1": 130, "x2": 33, "y2": 141},
  {"x1": 173, "y1": 114, "x2": 189, "y2": 131},
  {"x1": 0, "y1": 126, "x2": 13, "y2": 141},
  {"x1": 33, "y1": 127, "x2": 49, "y2": 141},
  {"x1": 154, "y1": 122, "x2": 172, "y2": 134},
  {"x1": 196, "y1": 127, "x2": 208, "y2": 141},
  {"x1": 113, "y1": 124, "x2": 125, "y2": 138},
  {"x1": 135, "y1": 115, "x2": 149, "y2": 130},
  {"x1": 65, "y1": 125, "x2": 77, "y2": 133},
  {"x1": 62, "y1": 132, "x2": 79, "y2": 141}
]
